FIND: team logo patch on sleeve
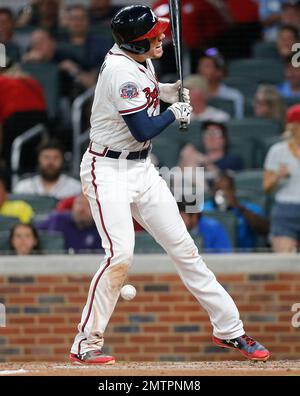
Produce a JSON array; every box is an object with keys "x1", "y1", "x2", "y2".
[{"x1": 120, "y1": 82, "x2": 139, "y2": 99}]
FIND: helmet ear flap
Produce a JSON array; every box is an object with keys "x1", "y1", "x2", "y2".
[{"x1": 119, "y1": 39, "x2": 150, "y2": 55}]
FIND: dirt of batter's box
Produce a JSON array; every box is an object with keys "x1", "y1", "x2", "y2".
[{"x1": 0, "y1": 361, "x2": 300, "y2": 376}]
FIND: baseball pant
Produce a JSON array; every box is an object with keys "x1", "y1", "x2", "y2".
[{"x1": 71, "y1": 146, "x2": 244, "y2": 355}]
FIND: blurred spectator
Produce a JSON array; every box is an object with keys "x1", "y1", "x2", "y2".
[
  {"x1": 153, "y1": 0, "x2": 232, "y2": 73},
  {"x1": 259, "y1": 0, "x2": 282, "y2": 41},
  {"x1": 37, "y1": 193, "x2": 103, "y2": 253},
  {"x1": 197, "y1": 49, "x2": 244, "y2": 118},
  {"x1": 277, "y1": 24, "x2": 299, "y2": 59},
  {"x1": 22, "y1": 29, "x2": 97, "y2": 98},
  {"x1": 178, "y1": 121, "x2": 243, "y2": 185},
  {"x1": 55, "y1": 195, "x2": 145, "y2": 232},
  {"x1": 58, "y1": 5, "x2": 70, "y2": 30},
  {"x1": 0, "y1": 8, "x2": 20, "y2": 62},
  {"x1": 55, "y1": 195, "x2": 77, "y2": 212},
  {"x1": 0, "y1": 59, "x2": 47, "y2": 171},
  {"x1": 153, "y1": 0, "x2": 231, "y2": 50},
  {"x1": 184, "y1": 75, "x2": 230, "y2": 122},
  {"x1": 178, "y1": 199, "x2": 232, "y2": 252},
  {"x1": 17, "y1": 0, "x2": 60, "y2": 36},
  {"x1": 263, "y1": 104, "x2": 300, "y2": 252},
  {"x1": 204, "y1": 174, "x2": 269, "y2": 249},
  {"x1": 280, "y1": 1, "x2": 300, "y2": 31},
  {"x1": 254, "y1": 85, "x2": 286, "y2": 123},
  {"x1": 9, "y1": 223, "x2": 40, "y2": 255},
  {"x1": 61, "y1": 4, "x2": 112, "y2": 68},
  {"x1": 215, "y1": 0, "x2": 261, "y2": 59},
  {"x1": 89, "y1": 0, "x2": 121, "y2": 26},
  {"x1": 0, "y1": 173, "x2": 34, "y2": 223},
  {"x1": 13, "y1": 139, "x2": 81, "y2": 199},
  {"x1": 277, "y1": 54, "x2": 300, "y2": 98}
]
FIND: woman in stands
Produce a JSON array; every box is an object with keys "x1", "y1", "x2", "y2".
[
  {"x1": 178, "y1": 120, "x2": 244, "y2": 187},
  {"x1": 264, "y1": 104, "x2": 300, "y2": 252},
  {"x1": 9, "y1": 223, "x2": 40, "y2": 255},
  {"x1": 254, "y1": 85, "x2": 286, "y2": 124}
]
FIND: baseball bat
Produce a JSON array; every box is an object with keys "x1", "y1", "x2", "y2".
[{"x1": 168, "y1": 0, "x2": 188, "y2": 131}]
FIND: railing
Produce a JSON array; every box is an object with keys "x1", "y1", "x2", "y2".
[
  {"x1": 71, "y1": 87, "x2": 95, "y2": 176},
  {"x1": 11, "y1": 123, "x2": 46, "y2": 189}
]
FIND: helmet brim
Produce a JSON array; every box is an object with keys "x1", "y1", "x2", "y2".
[{"x1": 131, "y1": 17, "x2": 170, "y2": 42}]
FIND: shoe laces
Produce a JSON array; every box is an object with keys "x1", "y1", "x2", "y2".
[{"x1": 242, "y1": 334, "x2": 256, "y2": 346}]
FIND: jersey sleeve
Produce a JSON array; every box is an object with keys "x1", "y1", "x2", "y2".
[{"x1": 111, "y1": 68, "x2": 148, "y2": 115}]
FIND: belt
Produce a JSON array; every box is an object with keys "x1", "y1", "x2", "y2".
[{"x1": 88, "y1": 142, "x2": 151, "y2": 160}]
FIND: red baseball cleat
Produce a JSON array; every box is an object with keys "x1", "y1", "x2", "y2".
[
  {"x1": 213, "y1": 334, "x2": 270, "y2": 361},
  {"x1": 70, "y1": 350, "x2": 115, "y2": 365}
]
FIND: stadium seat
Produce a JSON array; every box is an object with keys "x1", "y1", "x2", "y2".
[
  {"x1": 202, "y1": 211, "x2": 237, "y2": 248},
  {"x1": 134, "y1": 232, "x2": 164, "y2": 253},
  {"x1": 255, "y1": 135, "x2": 282, "y2": 168},
  {"x1": 151, "y1": 136, "x2": 181, "y2": 168},
  {"x1": 235, "y1": 171, "x2": 275, "y2": 215},
  {"x1": 157, "y1": 121, "x2": 202, "y2": 143},
  {"x1": 0, "y1": 231, "x2": 10, "y2": 251},
  {"x1": 89, "y1": 24, "x2": 113, "y2": 36},
  {"x1": 38, "y1": 231, "x2": 65, "y2": 253},
  {"x1": 229, "y1": 137, "x2": 256, "y2": 169},
  {"x1": 8, "y1": 194, "x2": 57, "y2": 216},
  {"x1": 227, "y1": 117, "x2": 282, "y2": 166},
  {"x1": 234, "y1": 170, "x2": 264, "y2": 192},
  {"x1": 236, "y1": 190, "x2": 267, "y2": 213},
  {"x1": 283, "y1": 97, "x2": 300, "y2": 107},
  {"x1": 244, "y1": 98, "x2": 254, "y2": 117},
  {"x1": 152, "y1": 121, "x2": 202, "y2": 167},
  {"x1": 223, "y1": 77, "x2": 258, "y2": 98},
  {"x1": 227, "y1": 118, "x2": 282, "y2": 139},
  {"x1": 178, "y1": 121, "x2": 202, "y2": 149},
  {"x1": 228, "y1": 59, "x2": 284, "y2": 85},
  {"x1": 21, "y1": 62, "x2": 59, "y2": 119},
  {"x1": 0, "y1": 216, "x2": 19, "y2": 232},
  {"x1": 134, "y1": 232, "x2": 203, "y2": 253},
  {"x1": 192, "y1": 235, "x2": 203, "y2": 251},
  {"x1": 252, "y1": 41, "x2": 278, "y2": 59},
  {"x1": 207, "y1": 98, "x2": 235, "y2": 118},
  {"x1": 57, "y1": 42, "x2": 86, "y2": 65}
]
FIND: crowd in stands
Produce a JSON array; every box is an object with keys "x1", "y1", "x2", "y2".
[{"x1": 0, "y1": 0, "x2": 300, "y2": 254}]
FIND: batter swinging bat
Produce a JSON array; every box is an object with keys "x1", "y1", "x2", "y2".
[{"x1": 168, "y1": 0, "x2": 188, "y2": 131}]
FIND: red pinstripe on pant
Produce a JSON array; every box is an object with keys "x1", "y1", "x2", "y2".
[{"x1": 78, "y1": 156, "x2": 114, "y2": 355}]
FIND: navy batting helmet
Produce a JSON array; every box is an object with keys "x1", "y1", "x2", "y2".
[{"x1": 111, "y1": 5, "x2": 169, "y2": 55}]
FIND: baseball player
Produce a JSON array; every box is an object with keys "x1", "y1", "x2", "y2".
[{"x1": 70, "y1": 5, "x2": 270, "y2": 364}]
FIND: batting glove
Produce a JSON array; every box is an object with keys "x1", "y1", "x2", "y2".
[
  {"x1": 159, "y1": 80, "x2": 190, "y2": 104},
  {"x1": 168, "y1": 102, "x2": 192, "y2": 124}
]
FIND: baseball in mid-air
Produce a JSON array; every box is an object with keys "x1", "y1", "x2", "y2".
[{"x1": 121, "y1": 284, "x2": 136, "y2": 301}]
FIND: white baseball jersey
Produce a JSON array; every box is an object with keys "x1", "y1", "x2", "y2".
[{"x1": 90, "y1": 44, "x2": 160, "y2": 151}]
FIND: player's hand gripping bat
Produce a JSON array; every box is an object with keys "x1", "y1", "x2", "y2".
[{"x1": 168, "y1": 0, "x2": 188, "y2": 131}]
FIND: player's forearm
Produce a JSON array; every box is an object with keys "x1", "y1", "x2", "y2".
[{"x1": 122, "y1": 108, "x2": 175, "y2": 142}]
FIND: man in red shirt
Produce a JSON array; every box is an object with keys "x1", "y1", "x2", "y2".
[
  {"x1": 0, "y1": 60, "x2": 47, "y2": 171},
  {"x1": 213, "y1": 0, "x2": 261, "y2": 59},
  {"x1": 225, "y1": 0, "x2": 259, "y2": 24},
  {"x1": 152, "y1": 0, "x2": 232, "y2": 75},
  {"x1": 152, "y1": 0, "x2": 260, "y2": 67},
  {"x1": 152, "y1": 0, "x2": 232, "y2": 50}
]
